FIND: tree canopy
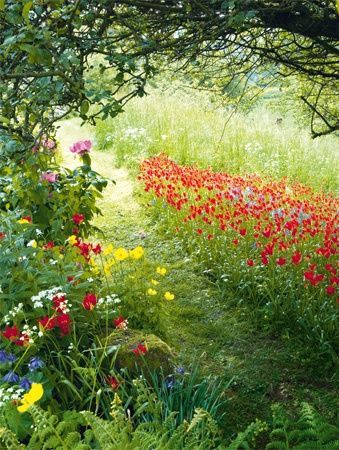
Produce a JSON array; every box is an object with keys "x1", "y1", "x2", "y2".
[{"x1": 0, "y1": 0, "x2": 338, "y2": 148}]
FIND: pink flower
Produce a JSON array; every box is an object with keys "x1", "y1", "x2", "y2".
[
  {"x1": 41, "y1": 171, "x2": 58, "y2": 183},
  {"x1": 69, "y1": 140, "x2": 92, "y2": 156},
  {"x1": 42, "y1": 139, "x2": 56, "y2": 150}
]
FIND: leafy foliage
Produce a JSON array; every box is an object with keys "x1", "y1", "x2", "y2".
[{"x1": 266, "y1": 402, "x2": 339, "y2": 450}]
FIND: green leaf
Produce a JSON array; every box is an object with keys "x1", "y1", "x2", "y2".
[
  {"x1": 22, "y1": 1, "x2": 33, "y2": 22},
  {"x1": 0, "y1": 0, "x2": 5, "y2": 11},
  {"x1": 80, "y1": 99, "x2": 90, "y2": 115},
  {"x1": 19, "y1": 44, "x2": 52, "y2": 65}
]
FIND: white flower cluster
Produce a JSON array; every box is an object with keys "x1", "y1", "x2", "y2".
[
  {"x1": 244, "y1": 142, "x2": 263, "y2": 155},
  {"x1": 31, "y1": 286, "x2": 63, "y2": 309},
  {"x1": 0, "y1": 386, "x2": 24, "y2": 408},
  {"x1": 20, "y1": 324, "x2": 37, "y2": 345},
  {"x1": 97, "y1": 294, "x2": 121, "y2": 308},
  {"x1": 2, "y1": 303, "x2": 24, "y2": 325}
]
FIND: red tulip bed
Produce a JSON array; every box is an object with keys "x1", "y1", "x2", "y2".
[{"x1": 139, "y1": 155, "x2": 338, "y2": 356}]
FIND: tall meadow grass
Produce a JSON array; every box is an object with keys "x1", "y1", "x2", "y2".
[{"x1": 95, "y1": 88, "x2": 338, "y2": 192}]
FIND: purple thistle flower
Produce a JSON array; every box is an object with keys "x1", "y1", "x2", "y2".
[
  {"x1": 2, "y1": 371, "x2": 20, "y2": 383},
  {"x1": 28, "y1": 357, "x2": 44, "y2": 371},
  {"x1": 19, "y1": 378, "x2": 32, "y2": 391}
]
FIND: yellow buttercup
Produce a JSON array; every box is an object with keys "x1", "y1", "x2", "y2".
[{"x1": 156, "y1": 266, "x2": 167, "y2": 276}]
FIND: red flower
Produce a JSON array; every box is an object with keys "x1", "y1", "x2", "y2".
[
  {"x1": 92, "y1": 244, "x2": 102, "y2": 254},
  {"x1": 82, "y1": 293, "x2": 97, "y2": 311},
  {"x1": 261, "y1": 254, "x2": 269, "y2": 265},
  {"x1": 325, "y1": 264, "x2": 336, "y2": 275},
  {"x1": 43, "y1": 241, "x2": 55, "y2": 250},
  {"x1": 132, "y1": 343, "x2": 148, "y2": 356},
  {"x1": 113, "y1": 316, "x2": 128, "y2": 330},
  {"x1": 67, "y1": 276, "x2": 74, "y2": 283},
  {"x1": 2, "y1": 325, "x2": 20, "y2": 342},
  {"x1": 196, "y1": 228, "x2": 203, "y2": 235},
  {"x1": 15, "y1": 332, "x2": 30, "y2": 347},
  {"x1": 52, "y1": 294, "x2": 67, "y2": 313},
  {"x1": 72, "y1": 213, "x2": 85, "y2": 225},
  {"x1": 276, "y1": 257, "x2": 286, "y2": 266},
  {"x1": 304, "y1": 271, "x2": 324, "y2": 286},
  {"x1": 22, "y1": 215, "x2": 32, "y2": 223},
  {"x1": 38, "y1": 316, "x2": 57, "y2": 330},
  {"x1": 247, "y1": 259, "x2": 255, "y2": 267},
  {"x1": 107, "y1": 376, "x2": 120, "y2": 390},
  {"x1": 291, "y1": 251, "x2": 302, "y2": 265},
  {"x1": 56, "y1": 313, "x2": 72, "y2": 335},
  {"x1": 0, "y1": 232, "x2": 6, "y2": 240},
  {"x1": 239, "y1": 228, "x2": 247, "y2": 236},
  {"x1": 326, "y1": 285, "x2": 335, "y2": 295}
]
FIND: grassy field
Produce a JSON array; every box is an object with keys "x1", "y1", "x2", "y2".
[{"x1": 95, "y1": 88, "x2": 338, "y2": 192}]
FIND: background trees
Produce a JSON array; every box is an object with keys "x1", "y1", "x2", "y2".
[{"x1": 0, "y1": 0, "x2": 338, "y2": 149}]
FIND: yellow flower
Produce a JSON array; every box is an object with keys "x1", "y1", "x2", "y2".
[
  {"x1": 17, "y1": 219, "x2": 30, "y2": 224},
  {"x1": 146, "y1": 288, "x2": 157, "y2": 296},
  {"x1": 67, "y1": 235, "x2": 78, "y2": 245},
  {"x1": 150, "y1": 279, "x2": 159, "y2": 286},
  {"x1": 156, "y1": 266, "x2": 167, "y2": 276},
  {"x1": 89, "y1": 257, "x2": 98, "y2": 267},
  {"x1": 164, "y1": 292, "x2": 175, "y2": 301},
  {"x1": 17, "y1": 383, "x2": 44, "y2": 413},
  {"x1": 103, "y1": 262, "x2": 111, "y2": 276},
  {"x1": 129, "y1": 246, "x2": 144, "y2": 260},
  {"x1": 103, "y1": 243, "x2": 114, "y2": 256},
  {"x1": 114, "y1": 247, "x2": 129, "y2": 261},
  {"x1": 27, "y1": 240, "x2": 37, "y2": 248},
  {"x1": 103, "y1": 259, "x2": 115, "y2": 275}
]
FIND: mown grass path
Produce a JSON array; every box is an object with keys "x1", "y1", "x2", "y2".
[{"x1": 58, "y1": 119, "x2": 338, "y2": 434}]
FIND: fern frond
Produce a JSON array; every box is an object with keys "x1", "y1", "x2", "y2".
[{"x1": 0, "y1": 426, "x2": 25, "y2": 450}]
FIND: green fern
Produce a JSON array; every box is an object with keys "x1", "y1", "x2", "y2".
[
  {"x1": 226, "y1": 419, "x2": 268, "y2": 450},
  {"x1": 266, "y1": 402, "x2": 339, "y2": 450},
  {"x1": 0, "y1": 427, "x2": 25, "y2": 450}
]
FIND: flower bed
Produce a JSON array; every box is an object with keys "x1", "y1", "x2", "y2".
[{"x1": 139, "y1": 155, "x2": 338, "y2": 356}]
